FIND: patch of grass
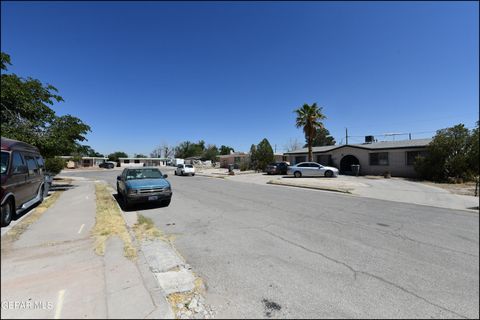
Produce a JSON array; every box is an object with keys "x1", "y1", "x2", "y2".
[
  {"x1": 133, "y1": 214, "x2": 167, "y2": 242},
  {"x1": 92, "y1": 183, "x2": 137, "y2": 259}
]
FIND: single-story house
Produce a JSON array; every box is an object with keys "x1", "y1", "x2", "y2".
[
  {"x1": 218, "y1": 152, "x2": 249, "y2": 168},
  {"x1": 60, "y1": 156, "x2": 108, "y2": 168},
  {"x1": 284, "y1": 138, "x2": 431, "y2": 178},
  {"x1": 274, "y1": 153, "x2": 289, "y2": 163},
  {"x1": 118, "y1": 157, "x2": 169, "y2": 167}
]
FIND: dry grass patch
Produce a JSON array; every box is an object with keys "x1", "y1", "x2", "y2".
[
  {"x1": 133, "y1": 214, "x2": 166, "y2": 242},
  {"x1": 92, "y1": 183, "x2": 136, "y2": 259}
]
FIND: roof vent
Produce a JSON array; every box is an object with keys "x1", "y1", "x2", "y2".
[{"x1": 365, "y1": 135, "x2": 375, "y2": 144}]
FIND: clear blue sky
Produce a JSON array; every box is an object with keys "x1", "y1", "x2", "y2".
[{"x1": 2, "y1": 1, "x2": 478, "y2": 156}]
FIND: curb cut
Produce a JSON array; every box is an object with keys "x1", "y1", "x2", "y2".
[{"x1": 267, "y1": 180, "x2": 352, "y2": 194}]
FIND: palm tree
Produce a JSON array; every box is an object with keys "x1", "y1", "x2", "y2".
[{"x1": 294, "y1": 103, "x2": 326, "y2": 162}]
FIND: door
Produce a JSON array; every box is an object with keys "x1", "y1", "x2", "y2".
[
  {"x1": 9, "y1": 152, "x2": 30, "y2": 209},
  {"x1": 23, "y1": 154, "x2": 42, "y2": 200},
  {"x1": 309, "y1": 163, "x2": 324, "y2": 176}
]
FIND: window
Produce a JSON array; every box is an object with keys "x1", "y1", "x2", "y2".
[
  {"x1": 309, "y1": 163, "x2": 320, "y2": 168},
  {"x1": 35, "y1": 156, "x2": 45, "y2": 169},
  {"x1": 12, "y1": 152, "x2": 25, "y2": 174},
  {"x1": 1, "y1": 152, "x2": 9, "y2": 174},
  {"x1": 369, "y1": 152, "x2": 389, "y2": 166},
  {"x1": 316, "y1": 155, "x2": 331, "y2": 166},
  {"x1": 134, "y1": 159, "x2": 140, "y2": 164},
  {"x1": 297, "y1": 163, "x2": 309, "y2": 167},
  {"x1": 406, "y1": 151, "x2": 427, "y2": 166},
  {"x1": 295, "y1": 156, "x2": 306, "y2": 164},
  {"x1": 124, "y1": 160, "x2": 130, "y2": 164},
  {"x1": 24, "y1": 155, "x2": 39, "y2": 175}
]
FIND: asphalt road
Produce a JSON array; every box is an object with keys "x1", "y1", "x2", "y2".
[{"x1": 60, "y1": 168, "x2": 479, "y2": 319}]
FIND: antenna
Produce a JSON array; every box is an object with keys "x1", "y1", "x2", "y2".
[{"x1": 383, "y1": 132, "x2": 409, "y2": 141}]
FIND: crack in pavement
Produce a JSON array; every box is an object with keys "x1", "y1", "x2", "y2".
[{"x1": 257, "y1": 227, "x2": 468, "y2": 319}]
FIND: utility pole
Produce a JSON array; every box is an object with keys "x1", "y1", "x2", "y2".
[
  {"x1": 409, "y1": 133, "x2": 412, "y2": 140},
  {"x1": 345, "y1": 128, "x2": 348, "y2": 145},
  {"x1": 274, "y1": 144, "x2": 277, "y2": 153}
]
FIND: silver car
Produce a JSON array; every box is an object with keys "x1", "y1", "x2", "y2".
[{"x1": 287, "y1": 162, "x2": 339, "y2": 178}]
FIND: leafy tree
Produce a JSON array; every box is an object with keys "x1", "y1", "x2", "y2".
[
  {"x1": 76, "y1": 145, "x2": 104, "y2": 157},
  {"x1": 202, "y1": 144, "x2": 218, "y2": 163},
  {"x1": 135, "y1": 154, "x2": 148, "y2": 158},
  {"x1": 255, "y1": 138, "x2": 274, "y2": 171},
  {"x1": 151, "y1": 142, "x2": 175, "y2": 158},
  {"x1": 304, "y1": 127, "x2": 336, "y2": 147},
  {"x1": 174, "y1": 140, "x2": 206, "y2": 158},
  {"x1": 108, "y1": 151, "x2": 128, "y2": 162},
  {"x1": 45, "y1": 157, "x2": 66, "y2": 176},
  {"x1": 467, "y1": 121, "x2": 479, "y2": 177},
  {"x1": 219, "y1": 145, "x2": 235, "y2": 155},
  {"x1": 294, "y1": 103, "x2": 326, "y2": 161},
  {"x1": 415, "y1": 124, "x2": 475, "y2": 181},
  {"x1": 249, "y1": 144, "x2": 258, "y2": 170},
  {"x1": 1, "y1": 52, "x2": 90, "y2": 157}
]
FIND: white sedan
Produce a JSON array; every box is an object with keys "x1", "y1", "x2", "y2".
[
  {"x1": 287, "y1": 162, "x2": 339, "y2": 178},
  {"x1": 174, "y1": 164, "x2": 195, "y2": 176}
]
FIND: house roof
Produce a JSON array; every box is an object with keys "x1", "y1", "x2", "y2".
[
  {"x1": 284, "y1": 138, "x2": 432, "y2": 154},
  {"x1": 217, "y1": 152, "x2": 247, "y2": 158}
]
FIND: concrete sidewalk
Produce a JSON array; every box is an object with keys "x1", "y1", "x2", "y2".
[
  {"x1": 1, "y1": 180, "x2": 173, "y2": 319},
  {"x1": 215, "y1": 173, "x2": 479, "y2": 211}
]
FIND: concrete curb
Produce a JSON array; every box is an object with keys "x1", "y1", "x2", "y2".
[
  {"x1": 105, "y1": 184, "x2": 176, "y2": 319},
  {"x1": 267, "y1": 179, "x2": 352, "y2": 194},
  {"x1": 194, "y1": 173, "x2": 227, "y2": 179}
]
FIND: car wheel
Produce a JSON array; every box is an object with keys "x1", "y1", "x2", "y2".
[
  {"x1": 325, "y1": 170, "x2": 333, "y2": 178},
  {"x1": 192, "y1": 173, "x2": 195, "y2": 176},
  {"x1": 181, "y1": 171, "x2": 184, "y2": 176},
  {"x1": 294, "y1": 171, "x2": 302, "y2": 178},
  {"x1": 174, "y1": 171, "x2": 177, "y2": 175},
  {"x1": 1, "y1": 199, "x2": 14, "y2": 227}
]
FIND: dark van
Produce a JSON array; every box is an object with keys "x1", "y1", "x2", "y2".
[{"x1": 1, "y1": 137, "x2": 46, "y2": 227}]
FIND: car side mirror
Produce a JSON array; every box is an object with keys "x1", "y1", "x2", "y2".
[
  {"x1": 163, "y1": 174, "x2": 168, "y2": 178},
  {"x1": 117, "y1": 175, "x2": 122, "y2": 181}
]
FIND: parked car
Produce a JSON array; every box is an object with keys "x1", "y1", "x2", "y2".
[
  {"x1": 1, "y1": 137, "x2": 47, "y2": 227},
  {"x1": 287, "y1": 162, "x2": 339, "y2": 178},
  {"x1": 174, "y1": 164, "x2": 195, "y2": 176},
  {"x1": 266, "y1": 162, "x2": 289, "y2": 175},
  {"x1": 116, "y1": 167, "x2": 172, "y2": 208},
  {"x1": 99, "y1": 161, "x2": 116, "y2": 169}
]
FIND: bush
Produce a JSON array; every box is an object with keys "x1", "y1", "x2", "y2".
[
  {"x1": 45, "y1": 157, "x2": 66, "y2": 176},
  {"x1": 239, "y1": 161, "x2": 249, "y2": 171}
]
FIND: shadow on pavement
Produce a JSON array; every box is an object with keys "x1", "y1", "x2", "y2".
[{"x1": 112, "y1": 193, "x2": 170, "y2": 212}]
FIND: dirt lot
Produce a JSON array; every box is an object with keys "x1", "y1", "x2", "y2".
[{"x1": 420, "y1": 180, "x2": 479, "y2": 197}]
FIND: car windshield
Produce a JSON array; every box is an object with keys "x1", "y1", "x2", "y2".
[
  {"x1": 1, "y1": 152, "x2": 9, "y2": 174},
  {"x1": 126, "y1": 168, "x2": 163, "y2": 180},
  {"x1": 185, "y1": 165, "x2": 193, "y2": 168}
]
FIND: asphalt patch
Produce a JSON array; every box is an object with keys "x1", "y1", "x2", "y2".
[{"x1": 262, "y1": 298, "x2": 281, "y2": 318}]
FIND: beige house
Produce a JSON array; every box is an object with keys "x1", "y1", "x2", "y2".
[
  {"x1": 284, "y1": 138, "x2": 431, "y2": 177},
  {"x1": 118, "y1": 157, "x2": 168, "y2": 167},
  {"x1": 60, "y1": 156, "x2": 108, "y2": 168},
  {"x1": 218, "y1": 152, "x2": 249, "y2": 168}
]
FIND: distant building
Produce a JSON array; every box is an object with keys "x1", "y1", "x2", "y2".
[
  {"x1": 59, "y1": 156, "x2": 108, "y2": 168},
  {"x1": 217, "y1": 152, "x2": 249, "y2": 168},
  {"x1": 118, "y1": 157, "x2": 168, "y2": 167},
  {"x1": 284, "y1": 138, "x2": 431, "y2": 177}
]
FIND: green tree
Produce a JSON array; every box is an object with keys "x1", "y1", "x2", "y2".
[
  {"x1": 135, "y1": 154, "x2": 148, "y2": 158},
  {"x1": 467, "y1": 121, "x2": 479, "y2": 177},
  {"x1": 255, "y1": 138, "x2": 274, "y2": 171},
  {"x1": 108, "y1": 151, "x2": 128, "y2": 162},
  {"x1": 415, "y1": 124, "x2": 475, "y2": 181},
  {"x1": 76, "y1": 145, "x2": 104, "y2": 157},
  {"x1": 219, "y1": 145, "x2": 235, "y2": 155},
  {"x1": 202, "y1": 144, "x2": 219, "y2": 163},
  {"x1": 1, "y1": 52, "x2": 90, "y2": 157},
  {"x1": 304, "y1": 127, "x2": 336, "y2": 147},
  {"x1": 249, "y1": 144, "x2": 257, "y2": 170},
  {"x1": 294, "y1": 103, "x2": 326, "y2": 161},
  {"x1": 175, "y1": 140, "x2": 206, "y2": 158}
]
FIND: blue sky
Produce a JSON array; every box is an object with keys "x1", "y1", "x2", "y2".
[{"x1": 1, "y1": 1, "x2": 478, "y2": 156}]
